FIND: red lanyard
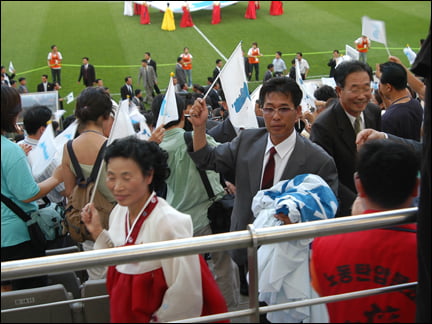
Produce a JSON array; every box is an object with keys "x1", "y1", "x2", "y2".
[{"x1": 124, "y1": 195, "x2": 158, "y2": 245}]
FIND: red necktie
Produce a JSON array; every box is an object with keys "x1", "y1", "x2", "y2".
[{"x1": 261, "y1": 147, "x2": 277, "y2": 190}]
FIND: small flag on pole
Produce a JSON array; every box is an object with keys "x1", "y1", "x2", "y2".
[
  {"x1": 107, "y1": 99, "x2": 136, "y2": 145},
  {"x1": 362, "y1": 16, "x2": 387, "y2": 45},
  {"x1": 8, "y1": 61, "x2": 15, "y2": 74},
  {"x1": 345, "y1": 44, "x2": 359, "y2": 61},
  {"x1": 295, "y1": 59, "x2": 316, "y2": 111},
  {"x1": 66, "y1": 92, "x2": 74, "y2": 104},
  {"x1": 219, "y1": 41, "x2": 258, "y2": 129},
  {"x1": 156, "y1": 76, "x2": 178, "y2": 129}
]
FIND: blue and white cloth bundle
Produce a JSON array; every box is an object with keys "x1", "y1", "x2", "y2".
[{"x1": 251, "y1": 173, "x2": 338, "y2": 323}]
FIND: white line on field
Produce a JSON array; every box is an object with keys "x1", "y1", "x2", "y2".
[{"x1": 193, "y1": 24, "x2": 228, "y2": 61}]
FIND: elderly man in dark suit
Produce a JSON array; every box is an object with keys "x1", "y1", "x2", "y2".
[
  {"x1": 77, "y1": 57, "x2": 96, "y2": 87},
  {"x1": 188, "y1": 77, "x2": 338, "y2": 294},
  {"x1": 310, "y1": 60, "x2": 381, "y2": 217}
]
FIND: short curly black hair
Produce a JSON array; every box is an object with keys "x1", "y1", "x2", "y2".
[{"x1": 104, "y1": 136, "x2": 170, "y2": 193}]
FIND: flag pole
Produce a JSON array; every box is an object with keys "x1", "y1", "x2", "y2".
[
  {"x1": 203, "y1": 40, "x2": 242, "y2": 101},
  {"x1": 384, "y1": 44, "x2": 391, "y2": 57},
  {"x1": 88, "y1": 101, "x2": 121, "y2": 204},
  {"x1": 202, "y1": 73, "x2": 221, "y2": 101}
]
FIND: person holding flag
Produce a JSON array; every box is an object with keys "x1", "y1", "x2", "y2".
[
  {"x1": 61, "y1": 86, "x2": 117, "y2": 280},
  {"x1": 187, "y1": 76, "x2": 338, "y2": 295},
  {"x1": 354, "y1": 35, "x2": 371, "y2": 63}
]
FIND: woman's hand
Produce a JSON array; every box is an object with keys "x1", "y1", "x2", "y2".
[{"x1": 81, "y1": 203, "x2": 104, "y2": 240}]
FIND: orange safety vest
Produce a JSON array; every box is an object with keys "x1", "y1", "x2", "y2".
[
  {"x1": 49, "y1": 52, "x2": 62, "y2": 69},
  {"x1": 356, "y1": 39, "x2": 369, "y2": 53},
  {"x1": 248, "y1": 48, "x2": 260, "y2": 64},
  {"x1": 181, "y1": 53, "x2": 192, "y2": 70}
]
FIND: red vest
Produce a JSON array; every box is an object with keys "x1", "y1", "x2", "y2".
[{"x1": 311, "y1": 215, "x2": 417, "y2": 323}]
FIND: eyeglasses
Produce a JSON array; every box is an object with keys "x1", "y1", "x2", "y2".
[
  {"x1": 261, "y1": 107, "x2": 296, "y2": 115},
  {"x1": 342, "y1": 86, "x2": 373, "y2": 95}
]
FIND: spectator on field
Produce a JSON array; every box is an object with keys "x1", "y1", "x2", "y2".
[
  {"x1": 175, "y1": 57, "x2": 187, "y2": 92},
  {"x1": 18, "y1": 77, "x2": 28, "y2": 93},
  {"x1": 263, "y1": 64, "x2": 274, "y2": 82},
  {"x1": 247, "y1": 42, "x2": 263, "y2": 81},
  {"x1": 272, "y1": 51, "x2": 287, "y2": 77},
  {"x1": 311, "y1": 139, "x2": 419, "y2": 323},
  {"x1": 77, "y1": 57, "x2": 96, "y2": 87},
  {"x1": 310, "y1": 60, "x2": 382, "y2": 217},
  {"x1": 1, "y1": 86, "x2": 63, "y2": 291},
  {"x1": 1, "y1": 65, "x2": 15, "y2": 87},
  {"x1": 138, "y1": 59, "x2": 157, "y2": 106},
  {"x1": 296, "y1": 52, "x2": 310, "y2": 80},
  {"x1": 47, "y1": 45, "x2": 62, "y2": 85},
  {"x1": 180, "y1": 47, "x2": 193, "y2": 88},
  {"x1": 36, "y1": 74, "x2": 54, "y2": 92}
]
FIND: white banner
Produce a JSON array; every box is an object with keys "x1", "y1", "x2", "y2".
[
  {"x1": 220, "y1": 42, "x2": 258, "y2": 129},
  {"x1": 345, "y1": 44, "x2": 359, "y2": 61}
]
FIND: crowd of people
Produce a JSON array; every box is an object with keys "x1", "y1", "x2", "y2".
[{"x1": 1, "y1": 29, "x2": 430, "y2": 322}]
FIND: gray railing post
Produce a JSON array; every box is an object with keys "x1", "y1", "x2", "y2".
[{"x1": 247, "y1": 224, "x2": 260, "y2": 323}]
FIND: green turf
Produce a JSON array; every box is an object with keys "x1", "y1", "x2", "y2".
[{"x1": 1, "y1": 1, "x2": 430, "y2": 117}]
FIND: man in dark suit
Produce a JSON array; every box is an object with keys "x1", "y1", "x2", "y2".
[
  {"x1": 175, "y1": 57, "x2": 187, "y2": 91},
  {"x1": 77, "y1": 57, "x2": 96, "y2": 87},
  {"x1": 310, "y1": 60, "x2": 381, "y2": 217},
  {"x1": 120, "y1": 76, "x2": 134, "y2": 101},
  {"x1": 144, "y1": 52, "x2": 161, "y2": 95},
  {"x1": 213, "y1": 59, "x2": 223, "y2": 87},
  {"x1": 188, "y1": 77, "x2": 338, "y2": 292},
  {"x1": 36, "y1": 74, "x2": 54, "y2": 92}
]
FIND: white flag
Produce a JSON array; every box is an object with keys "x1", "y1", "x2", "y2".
[
  {"x1": 156, "y1": 77, "x2": 178, "y2": 129},
  {"x1": 220, "y1": 42, "x2": 258, "y2": 129},
  {"x1": 295, "y1": 59, "x2": 316, "y2": 111},
  {"x1": 107, "y1": 100, "x2": 136, "y2": 145},
  {"x1": 250, "y1": 84, "x2": 262, "y2": 110},
  {"x1": 403, "y1": 46, "x2": 417, "y2": 65},
  {"x1": 29, "y1": 122, "x2": 57, "y2": 178},
  {"x1": 8, "y1": 61, "x2": 14, "y2": 73},
  {"x1": 66, "y1": 92, "x2": 74, "y2": 104},
  {"x1": 54, "y1": 120, "x2": 78, "y2": 161},
  {"x1": 345, "y1": 44, "x2": 359, "y2": 61},
  {"x1": 362, "y1": 16, "x2": 387, "y2": 45}
]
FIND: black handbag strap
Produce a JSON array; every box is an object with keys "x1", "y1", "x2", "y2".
[
  {"x1": 1, "y1": 193, "x2": 31, "y2": 222},
  {"x1": 67, "y1": 139, "x2": 107, "y2": 187},
  {"x1": 184, "y1": 131, "x2": 215, "y2": 200}
]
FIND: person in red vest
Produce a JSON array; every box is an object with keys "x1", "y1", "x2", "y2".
[
  {"x1": 310, "y1": 139, "x2": 419, "y2": 323},
  {"x1": 355, "y1": 35, "x2": 371, "y2": 63},
  {"x1": 247, "y1": 42, "x2": 263, "y2": 81},
  {"x1": 270, "y1": 1, "x2": 283, "y2": 15}
]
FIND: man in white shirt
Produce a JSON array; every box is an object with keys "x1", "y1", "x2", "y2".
[{"x1": 296, "y1": 52, "x2": 310, "y2": 80}]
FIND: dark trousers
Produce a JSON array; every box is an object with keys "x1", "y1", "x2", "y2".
[
  {"x1": 249, "y1": 63, "x2": 259, "y2": 81},
  {"x1": 1, "y1": 241, "x2": 47, "y2": 290},
  {"x1": 51, "y1": 68, "x2": 61, "y2": 85}
]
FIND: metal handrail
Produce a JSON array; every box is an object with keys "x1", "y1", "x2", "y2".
[{"x1": 1, "y1": 207, "x2": 417, "y2": 323}]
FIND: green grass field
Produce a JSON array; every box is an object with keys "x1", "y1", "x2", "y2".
[{"x1": 1, "y1": 1, "x2": 430, "y2": 117}]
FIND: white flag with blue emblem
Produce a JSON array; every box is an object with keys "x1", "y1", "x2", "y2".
[
  {"x1": 156, "y1": 76, "x2": 178, "y2": 129},
  {"x1": 362, "y1": 16, "x2": 387, "y2": 45},
  {"x1": 220, "y1": 42, "x2": 258, "y2": 129},
  {"x1": 29, "y1": 122, "x2": 57, "y2": 178},
  {"x1": 54, "y1": 120, "x2": 78, "y2": 161},
  {"x1": 295, "y1": 59, "x2": 316, "y2": 111},
  {"x1": 66, "y1": 92, "x2": 74, "y2": 104}
]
